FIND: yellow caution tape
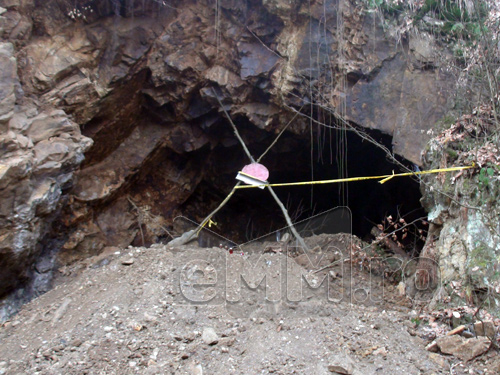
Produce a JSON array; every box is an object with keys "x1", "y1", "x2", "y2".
[{"x1": 234, "y1": 163, "x2": 477, "y2": 189}]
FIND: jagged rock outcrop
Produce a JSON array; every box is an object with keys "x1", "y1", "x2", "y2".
[
  {"x1": 418, "y1": 106, "x2": 500, "y2": 311},
  {"x1": 0, "y1": 0, "x2": 463, "y2": 314},
  {"x1": 0, "y1": 38, "x2": 92, "y2": 301}
]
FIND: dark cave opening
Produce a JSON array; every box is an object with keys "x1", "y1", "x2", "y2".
[{"x1": 176, "y1": 116, "x2": 426, "y2": 253}]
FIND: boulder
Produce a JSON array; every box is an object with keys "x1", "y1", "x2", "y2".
[{"x1": 436, "y1": 335, "x2": 491, "y2": 362}]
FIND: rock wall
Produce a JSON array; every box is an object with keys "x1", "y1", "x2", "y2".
[
  {"x1": 0, "y1": 0, "x2": 461, "y2": 312},
  {"x1": 418, "y1": 106, "x2": 500, "y2": 311},
  {"x1": 0, "y1": 40, "x2": 92, "y2": 299}
]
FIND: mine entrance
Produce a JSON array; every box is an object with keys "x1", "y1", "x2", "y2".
[{"x1": 176, "y1": 116, "x2": 426, "y2": 253}]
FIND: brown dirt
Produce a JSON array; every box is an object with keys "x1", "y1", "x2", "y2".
[{"x1": 0, "y1": 234, "x2": 498, "y2": 374}]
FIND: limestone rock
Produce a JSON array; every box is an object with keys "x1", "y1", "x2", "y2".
[
  {"x1": 0, "y1": 102, "x2": 92, "y2": 303},
  {"x1": 20, "y1": 33, "x2": 94, "y2": 92},
  {"x1": 473, "y1": 321, "x2": 496, "y2": 338},
  {"x1": 327, "y1": 353, "x2": 356, "y2": 374},
  {"x1": 238, "y1": 41, "x2": 280, "y2": 80},
  {"x1": 201, "y1": 327, "x2": 219, "y2": 345},
  {"x1": 72, "y1": 124, "x2": 170, "y2": 202},
  {"x1": 421, "y1": 117, "x2": 500, "y2": 308},
  {"x1": 346, "y1": 54, "x2": 453, "y2": 165},
  {"x1": 409, "y1": 32, "x2": 436, "y2": 64},
  {"x1": 121, "y1": 258, "x2": 134, "y2": 266},
  {"x1": 27, "y1": 109, "x2": 79, "y2": 143},
  {"x1": 428, "y1": 353, "x2": 450, "y2": 371},
  {"x1": 435, "y1": 334, "x2": 463, "y2": 355},
  {"x1": 436, "y1": 335, "x2": 491, "y2": 362},
  {"x1": 0, "y1": 42, "x2": 17, "y2": 127},
  {"x1": 234, "y1": 103, "x2": 280, "y2": 129},
  {"x1": 262, "y1": 0, "x2": 301, "y2": 21},
  {"x1": 425, "y1": 341, "x2": 439, "y2": 353}
]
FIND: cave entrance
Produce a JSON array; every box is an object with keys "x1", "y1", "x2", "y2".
[{"x1": 177, "y1": 117, "x2": 426, "y2": 253}]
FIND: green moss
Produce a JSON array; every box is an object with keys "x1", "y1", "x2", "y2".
[
  {"x1": 467, "y1": 242, "x2": 500, "y2": 294},
  {"x1": 469, "y1": 243, "x2": 493, "y2": 269},
  {"x1": 445, "y1": 147, "x2": 458, "y2": 160}
]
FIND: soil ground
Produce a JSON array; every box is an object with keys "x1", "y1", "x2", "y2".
[{"x1": 0, "y1": 234, "x2": 498, "y2": 374}]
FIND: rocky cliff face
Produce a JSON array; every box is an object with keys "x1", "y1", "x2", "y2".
[
  {"x1": 0, "y1": 0, "x2": 461, "y2": 316},
  {"x1": 0, "y1": 37, "x2": 92, "y2": 301},
  {"x1": 418, "y1": 105, "x2": 500, "y2": 311}
]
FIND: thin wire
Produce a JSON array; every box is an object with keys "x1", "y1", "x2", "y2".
[
  {"x1": 308, "y1": 0, "x2": 314, "y2": 210},
  {"x1": 336, "y1": 0, "x2": 348, "y2": 207},
  {"x1": 257, "y1": 105, "x2": 305, "y2": 163}
]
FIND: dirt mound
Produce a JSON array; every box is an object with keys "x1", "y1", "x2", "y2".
[{"x1": 0, "y1": 235, "x2": 497, "y2": 374}]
